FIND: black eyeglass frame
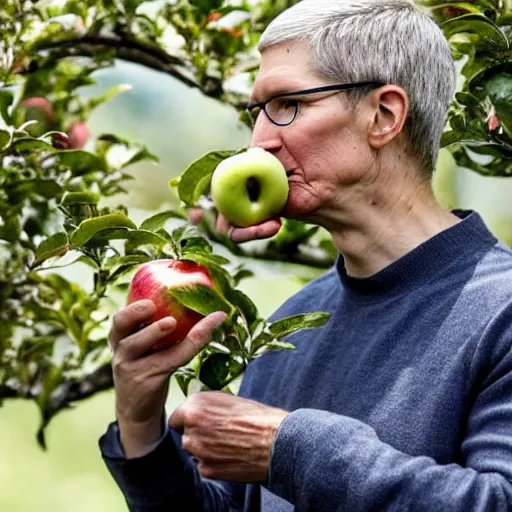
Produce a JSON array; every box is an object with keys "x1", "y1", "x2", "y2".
[{"x1": 246, "y1": 81, "x2": 385, "y2": 127}]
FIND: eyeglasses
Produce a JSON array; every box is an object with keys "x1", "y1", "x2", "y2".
[{"x1": 245, "y1": 82, "x2": 385, "y2": 127}]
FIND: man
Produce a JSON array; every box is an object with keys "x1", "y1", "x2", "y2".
[{"x1": 100, "y1": 0, "x2": 512, "y2": 510}]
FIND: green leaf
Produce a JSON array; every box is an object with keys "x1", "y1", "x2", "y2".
[
  {"x1": 226, "y1": 289, "x2": 258, "y2": 325},
  {"x1": 88, "y1": 84, "x2": 132, "y2": 110},
  {"x1": 199, "y1": 353, "x2": 244, "y2": 390},
  {"x1": 124, "y1": 230, "x2": 169, "y2": 251},
  {"x1": 181, "y1": 251, "x2": 231, "y2": 267},
  {"x1": 103, "y1": 254, "x2": 151, "y2": 272},
  {"x1": 12, "y1": 179, "x2": 62, "y2": 199},
  {"x1": 139, "y1": 210, "x2": 186, "y2": 231},
  {"x1": 442, "y1": 14, "x2": 509, "y2": 52},
  {"x1": 34, "y1": 232, "x2": 69, "y2": 266},
  {"x1": 180, "y1": 236, "x2": 213, "y2": 254},
  {"x1": 485, "y1": 73, "x2": 512, "y2": 138},
  {"x1": 264, "y1": 341, "x2": 296, "y2": 351},
  {"x1": 61, "y1": 191, "x2": 100, "y2": 205},
  {"x1": 0, "y1": 90, "x2": 13, "y2": 124},
  {"x1": 13, "y1": 138, "x2": 55, "y2": 152},
  {"x1": 0, "y1": 129, "x2": 11, "y2": 148},
  {"x1": 189, "y1": 0, "x2": 224, "y2": 17},
  {"x1": 251, "y1": 312, "x2": 331, "y2": 354},
  {"x1": 268, "y1": 312, "x2": 331, "y2": 338},
  {"x1": 169, "y1": 284, "x2": 233, "y2": 316},
  {"x1": 121, "y1": 147, "x2": 159, "y2": 168},
  {"x1": 175, "y1": 150, "x2": 235, "y2": 206},
  {"x1": 70, "y1": 213, "x2": 137, "y2": 247},
  {"x1": 57, "y1": 150, "x2": 107, "y2": 175},
  {"x1": 174, "y1": 368, "x2": 196, "y2": 397}
]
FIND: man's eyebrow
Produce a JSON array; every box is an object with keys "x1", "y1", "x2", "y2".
[{"x1": 250, "y1": 84, "x2": 305, "y2": 104}]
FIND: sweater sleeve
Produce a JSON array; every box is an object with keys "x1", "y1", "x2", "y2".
[
  {"x1": 268, "y1": 350, "x2": 512, "y2": 511},
  {"x1": 99, "y1": 422, "x2": 243, "y2": 512}
]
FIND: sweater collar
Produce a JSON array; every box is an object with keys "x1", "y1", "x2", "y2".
[{"x1": 335, "y1": 210, "x2": 497, "y2": 301}]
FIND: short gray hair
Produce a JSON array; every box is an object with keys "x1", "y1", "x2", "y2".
[{"x1": 258, "y1": 0, "x2": 456, "y2": 174}]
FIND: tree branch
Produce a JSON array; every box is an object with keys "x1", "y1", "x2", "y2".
[
  {"x1": 34, "y1": 35, "x2": 225, "y2": 97},
  {"x1": 0, "y1": 363, "x2": 113, "y2": 404}
]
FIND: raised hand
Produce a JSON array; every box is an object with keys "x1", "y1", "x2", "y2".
[{"x1": 109, "y1": 299, "x2": 227, "y2": 458}]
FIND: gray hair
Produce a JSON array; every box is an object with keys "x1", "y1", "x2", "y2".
[{"x1": 258, "y1": 0, "x2": 456, "y2": 174}]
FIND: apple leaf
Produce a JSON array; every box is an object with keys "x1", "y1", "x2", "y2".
[
  {"x1": 169, "y1": 284, "x2": 233, "y2": 316},
  {"x1": 268, "y1": 312, "x2": 331, "y2": 337},
  {"x1": 264, "y1": 341, "x2": 296, "y2": 351},
  {"x1": 121, "y1": 147, "x2": 159, "y2": 168},
  {"x1": 251, "y1": 312, "x2": 331, "y2": 354},
  {"x1": 181, "y1": 251, "x2": 230, "y2": 267},
  {"x1": 174, "y1": 367, "x2": 196, "y2": 396},
  {"x1": 61, "y1": 191, "x2": 100, "y2": 206},
  {"x1": 11, "y1": 179, "x2": 62, "y2": 199},
  {"x1": 0, "y1": 129, "x2": 11, "y2": 148},
  {"x1": 123, "y1": 230, "x2": 168, "y2": 251},
  {"x1": 199, "y1": 353, "x2": 245, "y2": 391},
  {"x1": 442, "y1": 14, "x2": 509, "y2": 52},
  {"x1": 69, "y1": 213, "x2": 137, "y2": 247},
  {"x1": 13, "y1": 138, "x2": 55, "y2": 152},
  {"x1": 225, "y1": 289, "x2": 258, "y2": 325},
  {"x1": 33, "y1": 232, "x2": 69, "y2": 266},
  {"x1": 103, "y1": 254, "x2": 151, "y2": 272},
  {"x1": 175, "y1": 150, "x2": 235, "y2": 206},
  {"x1": 0, "y1": 89, "x2": 13, "y2": 124},
  {"x1": 139, "y1": 210, "x2": 186, "y2": 231},
  {"x1": 485, "y1": 73, "x2": 512, "y2": 139},
  {"x1": 56, "y1": 150, "x2": 107, "y2": 175}
]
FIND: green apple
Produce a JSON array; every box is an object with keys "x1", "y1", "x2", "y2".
[{"x1": 210, "y1": 147, "x2": 289, "y2": 227}]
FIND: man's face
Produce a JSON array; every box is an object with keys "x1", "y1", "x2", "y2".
[{"x1": 250, "y1": 41, "x2": 376, "y2": 224}]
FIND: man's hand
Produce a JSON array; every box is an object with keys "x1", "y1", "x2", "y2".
[
  {"x1": 109, "y1": 300, "x2": 227, "y2": 458},
  {"x1": 188, "y1": 207, "x2": 282, "y2": 243},
  {"x1": 169, "y1": 392, "x2": 289, "y2": 482}
]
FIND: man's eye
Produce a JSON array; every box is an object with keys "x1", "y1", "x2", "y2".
[{"x1": 280, "y1": 98, "x2": 300, "y2": 110}]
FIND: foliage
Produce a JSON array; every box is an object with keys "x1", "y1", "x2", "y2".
[
  {"x1": 419, "y1": 0, "x2": 512, "y2": 176},
  {"x1": 1, "y1": 0, "x2": 511, "y2": 448},
  {"x1": 0, "y1": 0, "x2": 328, "y2": 448}
]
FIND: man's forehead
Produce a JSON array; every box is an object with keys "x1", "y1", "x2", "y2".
[{"x1": 251, "y1": 44, "x2": 315, "y2": 101}]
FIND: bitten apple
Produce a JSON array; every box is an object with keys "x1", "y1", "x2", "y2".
[
  {"x1": 127, "y1": 259, "x2": 214, "y2": 350},
  {"x1": 210, "y1": 147, "x2": 289, "y2": 227}
]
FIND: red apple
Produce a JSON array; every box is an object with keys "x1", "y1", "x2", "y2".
[
  {"x1": 127, "y1": 259, "x2": 214, "y2": 350},
  {"x1": 67, "y1": 121, "x2": 90, "y2": 149}
]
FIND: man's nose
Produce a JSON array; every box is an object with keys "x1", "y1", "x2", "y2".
[{"x1": 249, "y1": 113, "x2": 282, "y2": 152}]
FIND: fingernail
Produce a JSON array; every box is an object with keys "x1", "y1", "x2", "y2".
[{"x1": 133, "y1": 300, "x2": 153, "y2": 313}]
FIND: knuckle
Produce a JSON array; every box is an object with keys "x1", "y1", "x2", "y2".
[
  {"x1": 181, "y1": 434, "x2": 195, "y2": 453},
  {"x1": 111, "y1": 354, "x2": 127, "y2": 373},
  {"x1": 183, "y1": 405, "x2": 204, "y2": 427}
]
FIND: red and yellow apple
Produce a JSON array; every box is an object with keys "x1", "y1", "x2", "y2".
[{"x1": 127, "y1": 259, "x2": 214, "y2": 350}]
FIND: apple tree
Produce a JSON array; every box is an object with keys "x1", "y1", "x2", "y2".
[{"x1": 1, "y1": 0, "x2": 511, "y2": 447}]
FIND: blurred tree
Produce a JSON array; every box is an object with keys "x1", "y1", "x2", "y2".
[{"x1": 0, "y1": 0, "x2": 511, "y2": 446}]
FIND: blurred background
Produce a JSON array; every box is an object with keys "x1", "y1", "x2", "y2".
[{"x1": 2, "y1": 36, "x2": 512, "y2": 512}]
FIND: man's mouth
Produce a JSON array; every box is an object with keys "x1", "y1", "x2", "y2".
[{"x1": 286, "y1": 169, "x2": 294, "y2": 177}]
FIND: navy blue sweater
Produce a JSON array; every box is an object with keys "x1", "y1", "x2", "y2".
[{"x1": 101, "y1": 211, "x2": 512, "y2": 511}]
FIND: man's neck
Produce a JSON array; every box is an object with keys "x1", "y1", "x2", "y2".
[{"x1": 323, "y1": 180, "x2": 461, "y2": 278}]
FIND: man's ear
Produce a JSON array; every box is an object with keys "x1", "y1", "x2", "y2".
[{"x1": 367, "y1": 85, "x2": 408, "y2": 149}]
